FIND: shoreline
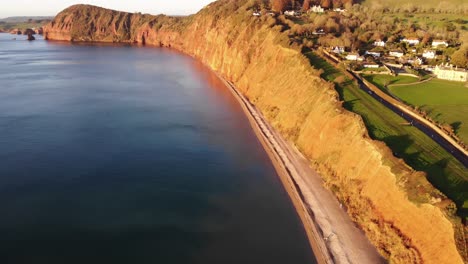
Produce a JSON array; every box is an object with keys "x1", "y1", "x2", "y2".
[
  {"x1": 214, "y1": 73, "x2": 332, "y2": 264},
  {"x1": 214, "y1": 72, "x2": 384, "y2": 264}
]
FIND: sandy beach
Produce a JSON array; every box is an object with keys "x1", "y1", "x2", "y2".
[{"x1": 217, "y1": 73, "x2": 384, "y2": 264}]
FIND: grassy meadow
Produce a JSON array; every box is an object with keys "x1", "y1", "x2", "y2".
[
  {"x1": 305, "y1": 51, "x2": 467, "y2": 220},
  {"x1": 0, "y1": 20, "x2": 51, "y2": 32},
  {"x1": 364, "y1": 75, "x2": 468, "y2": 144}
]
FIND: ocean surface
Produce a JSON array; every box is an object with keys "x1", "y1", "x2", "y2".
[{"x1": 0, "y1": 34, "x2": 315, "y2": 263}]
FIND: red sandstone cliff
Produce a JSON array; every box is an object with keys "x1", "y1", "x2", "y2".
[{"x1": 43, "y1": 2, "x2": 465, "y2": 263}]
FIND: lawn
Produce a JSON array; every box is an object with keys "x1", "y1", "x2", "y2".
[
  {"x1": 0, "y1": 21, "x2": 50, "y2": 32},
  {"x1": 365, "y1": 75, "x2": 468, "y2": 144},
  {"x1": 305, "y1": 51, "x2": 467, "y2": 219},
  {"x1": 363, "y1": 74, "x2": 419, "y2": 88}
]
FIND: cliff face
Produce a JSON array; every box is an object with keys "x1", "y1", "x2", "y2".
[{"x1": 44, "y1": 2, "x2": 464, "y2": 263}]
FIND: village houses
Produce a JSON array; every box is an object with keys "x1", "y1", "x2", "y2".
[
  {"x1": 389, "y1": 51, "x2": 404, "y2": 58},
  {"x1": 252, "y1": 11, "x2": 261, "y2": 16},
  {"x1": 422, "y1": 50, "x2": 436, "y2": 59},
  {"x1": 345, "y1": 53, "x2": 363, "y2": 61},
  {"x1": 333, "y1": 8, "x2": 346, "y2": 13},
  {"x1": 407, "y1": 57, "x2": 423, "y2": 65},
  {"x1": 433, "y1": 65, "x2": 468, "y2": 82},
  {"x1": 310, "y1": 5, "x2": 324, "y2": 13},
  {"x1": 432, "y1": 40, "x2": 449, "y2": 48},
  {"x1": 332, "y1": 46, "x2": 345, "y2": 54},
  {"x1": 373, "y1": 40, "x2": 385, "y2": 47},
  {"x1": 402, "y1": 38, "x2": 420, "y2": 46},
  {"x1": 363, "y1": 63, "x2": 380, "y2": 68},
  {"x1": 365, "y1": 51, "x2": 381, "y2": 57}
]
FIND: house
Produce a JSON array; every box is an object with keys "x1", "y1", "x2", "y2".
[
  {"x1": 402, "y1": 38, "x2": 420, "y2": 46},
  {"x1": 407, "y1": 57, "x2": 423, "y2": 65},
  {"x1": 310, "y1": 5, "x2": 325, "y2": 13},
  {"x1": 373, "y1": 40, "x2": 385, "y2": 47},
  {"x1": 389, "y1": 51, "x2": 404, "y2": 58},
  {"x1": 414, "y1": 57, "x2": 424, "y2": 65},
  {"x1": 252, "y1": 11, "x2": 261, "y2": 16},
  {"x1": 332, "y1": 46, "x2": 345, "y2": 54},
  {"x1": 422, "y1": 50, "x2": 436, "y2": 59},
  {"x1": 312, "y1": 28, "x2": 325, "y2": 35},
  {"x1": 433, "y1": 65, "x2": 468, "y2": 82},
  {"x1": 363, "y1": 63, "x2": 380, "y2": 68},
  {"x1": 346, "y1": 53, "x2": 363, "y2": 61},
  {"x1": 365, "y1": 51, "x2": 381, "y2": 57},
  {"x1": 284, "y1": 10, "x2": 301, "y2": 16},
  {"x1": 432, "y1": 40, "x2": 448, "y2": 48},
  {"x1": 333, "y1": 8, "x2": 346, "y2": 13}
]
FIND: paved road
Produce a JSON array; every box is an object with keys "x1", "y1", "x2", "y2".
[
  {"x1": 349, "y1": 71, "x2": 468, "y2": 168},
  {"x1": 320, "y1": 49, "x2": 467, "y2": 168}
]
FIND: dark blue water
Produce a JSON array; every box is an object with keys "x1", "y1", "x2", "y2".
[{"x1": 0, "y1": 34, "x2": 315, "y2": 264}]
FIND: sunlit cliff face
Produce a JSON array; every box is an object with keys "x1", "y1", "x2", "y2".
[{"x1": 44, "y1": 1, "x2": 464, "y2": 263}]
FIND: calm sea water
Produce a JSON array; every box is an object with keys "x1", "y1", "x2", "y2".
[{"x1": 0, "y1": 34, "x2": 315, "y2": 264}]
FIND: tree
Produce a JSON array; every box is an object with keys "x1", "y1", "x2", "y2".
[
  {"x1": 271, "y1": 0, "x2": 289, "y2": 12},
  {"x1": 451, "y1": 46, "x2": 468, "y2": 68},
  {"x1": 302, "y1": 0, "x2": 311, "y2": 11},
  {"x1": 321, "y1": 0, "x2": 332, "y2": 9}
]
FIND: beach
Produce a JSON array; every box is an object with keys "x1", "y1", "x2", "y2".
[{"x1": 216, "y1": 73, "x2": 384, "y2": 264}]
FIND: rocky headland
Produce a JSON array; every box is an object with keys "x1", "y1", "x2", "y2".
[{"x1": 43, "y1": 1, "x2": 465, "y2": 263}]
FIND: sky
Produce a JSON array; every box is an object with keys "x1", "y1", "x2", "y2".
[{"x1": 0, "y1": 0, "x2": 216, "y2": 18}]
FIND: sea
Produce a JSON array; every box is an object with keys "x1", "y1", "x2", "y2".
[{"x1": 0, "y1": 33, "x2": 316, "y2": 264}]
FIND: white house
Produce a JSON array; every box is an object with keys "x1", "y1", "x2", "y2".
[
  {"x1": 363, "y1": 63, "x2": 380, "y2": 68},
  {"x1": 252, "y1": 11, "x2": 261, "y2": 16},
  {"x1": 312, "y1": 28, "x2": 325, "y2": 35},
  {"x1": 373, "y1": 40, "x2": 385, "y2": 47},
  {"x1": 333, "y1": 8, "x2": 346, "y2": 13},
  {"x1": 389, "y1": 51, "x2": 404, "y2": 58},
  {"x1": 346, "y1": 53, "x2": 363, "y2": 61},
  {"x1": 402, "y1": 38, "x2": 420, "y2": 46},
  {"x1": 432, "y1": 40, "x2": 448, "y2": 48},
  {"x1": 310, "y1": 5, "x2": 325, "y2": 13},
  {"x1": 332, "y1": 46, "x2": 345, "y2": 54},
  {"x1": 284, "y1": 10, "x2": 295, "y2": 16},
  {"x1": 433, "y1": 65, "x2": 468, "y2": 82},
  {"x1": 422, "y1": 50, "x2": 436, "y2": 59},
  {"x1": 407, "y1": 57, "x2": 423, "y2": 65},
  {"x1": 365, "y1": 51, "x2": 381, "y2": 57}
]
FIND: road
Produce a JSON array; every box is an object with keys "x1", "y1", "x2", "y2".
[
  {"x1": 350, "y1": 71, "x2": 468, "y2": 168},
  {"x1": 320, "y1": 49, "x2": 467, "y2": 168}
]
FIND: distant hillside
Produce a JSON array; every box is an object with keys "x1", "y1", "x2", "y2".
[
  {"x1": 361, "y1": 0, "x2": 468, "y2": 13},
  {"x1": 0, "y1": 16, "x2": 53, "y2": 23},
  {"x1": 0, "y1": 16, "x2": 52, "y2": 32}
]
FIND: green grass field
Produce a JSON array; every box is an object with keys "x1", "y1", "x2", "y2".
[
  {"x1": 305, "y1": 51, "x2": 467, "y2": 219},
  {"x1": 0, "y1": 21, "x2": 49, "y2": 32},
  {"x1": 363, "y1": 74, "x2": 419, "y2": 87},
  {"x1": 364, "y1": 75, "x2": 468, "y2": 144}
]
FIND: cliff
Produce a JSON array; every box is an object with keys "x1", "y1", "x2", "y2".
[{"x1": 44, "y1": 1, "x2": 465, "y2": 263}]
